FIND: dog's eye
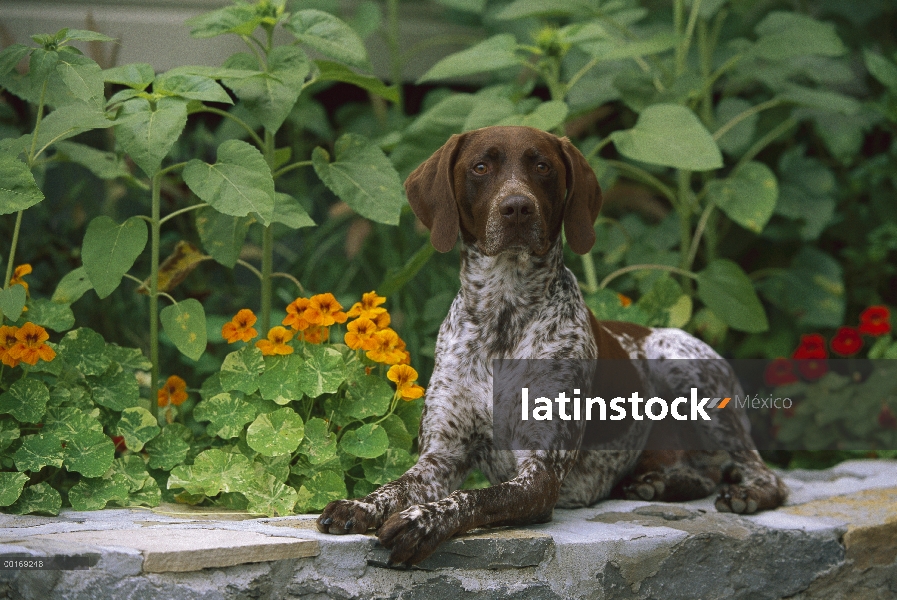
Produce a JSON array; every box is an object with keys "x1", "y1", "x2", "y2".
[
  {"x1": 535, "y1": 162, "x2": 550, "y2": 174},
  {"x1": 473, "y1": 162, "x2": 489, "y2": 175}
]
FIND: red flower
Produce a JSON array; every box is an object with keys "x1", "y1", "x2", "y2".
[
  {"x1": 111, "y1": 436, "x2": 127, "y2": 453},
  {"x1": 859, "y1": 306, "x2": 891, "y2": 336},
  {"x1": 792, "y1": 334, "x2": 827, "y2": 359},
  {"x1": 878, "y1": 405, "x2": 897, "y2": 430},
  {"x1": 764, "y1": 358, "x2": 798, "y2": 387},
  {"x1": 797, "y1": 358, "x2": 828, "y2": 381},
  {"x1": 830, "y1": 327, "x2": 863, "y2": 357}
]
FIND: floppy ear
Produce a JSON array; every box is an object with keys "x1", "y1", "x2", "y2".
[
  {"x1": 404, "y1": 134, "x2": 464, "y2": 253},
  {"x1": 560, "y1": 137, "x2": 603, "y2": 255}
]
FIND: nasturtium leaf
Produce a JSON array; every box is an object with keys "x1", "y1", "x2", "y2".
[
  {"x1": 362, "y1": 448, "x2": 415, "y2": 485},
  {"x1": 154, "y1": 71, "x2": 232, "y2": 104},
  {"x1": 342, "y1": 372, "x2": 392, "y2": 419},
  {"x1": 160, "y1": 299, "x2": 207, "y2": 361},
  {"x1": 0, "y1": 417, "x2": 21, "y2": 453},
  {"x1": 43, "y1": 406, "x2": 103, "y2": 440},
  {"x1": 183, "y1": 139, "x2": 275, "y2": 226},
  {"x1": 271, "y1": 193, "x2": 315, "y2": 229},
  {"x1": 296, "y1": 345, "x2": 345, "y2": 398},
  {"x1": 81, "y1": 215, "x2": 148, "y2": 299},
  {"x1": 103, "y1": 63, "x2": 155, "y2": 89},
  {"x1": 253, "y1": 453, "x2": 291, "y2": 483},
  {"x1": 312, "y1": 133, "x2": 405, "y2": 225},
  {"x1": 286, "y1": 10, "x2": 369, "y2": 69},
  {"x1": 129, "y1": 476, "x2": 162, "y2": 507},
  {"x1": 114, "y1": 96, "x2": 188, "y2": 177},
  {"x1": 146, "y1": 423, "x2": 191, "y2": 470},
  {"x1": 0, "y1": 472, "x2": 29, "y2": 507},
  {"x1": 8, "y1": 482, "x2": 62, "y2": 516},
  {"x1": 117, "y1": 407, "x2": 161, "y2": 452},
  {"x1": 195, "y1": 206, "x2": 254, "y2": 268},
  {"x1": 243, "y1": 473, "x2": 298, "y2": 516},
  {"x1": 64, "y1": 429, "x2": 115, "y2": 477},
  {"x1": 395, "y1": 397, "x2": 424, "y2": 438},
  {"x1": 25, "y1": 298, "x2": 75, "y2": 332},
  {"x1": 339, "y1": 423, "x2": 389, "y2": 459},
  {"x1": 0, "y1": 284, "x2": 26, "y2": 322},
  {"x1": 258, "y1": 354, "x2": 304, "y2": 404},
  {"x1": 706, "y1": 162, "x2": 778, "y2": 233},
  {"x1": 418, "y1": 34, "x2": 519, "y2": 82},
  {"x1": 295, "y1": 469, "x2": 347, "y2": 512},
  {"x1": 379, "y1": 414, "x2": 413, "y2": 452},
  {"x1": 610, "y1": 104, "x2": 722, "y2": 171},
  {"x1": 0, "y1": 378, "x2": 49, "y2": 424},
  {"x1": 103, "y1": 344, "x2": 152, "y2": 371},
  {"x1": 298, "y1": 417, "x2": 337, "y2": 465},
  {"x1": 193, "y1": 392, "x2": 257, "y2": 439},
  {"x1": 86, "y1": 362, "x2": 141, "y2": 411},
  {"x1": 314, "y1": 61, "x2": 399, "y2": 102},
  {"x1": 246, "y1": 407, "x2": 304, "y2": 457},
  {"x1": 219, "y1": 347, "x2": 265, "y2": 394},
  {"x1": 752, "y1": 11, "x2": 846, "y2": 61},
  {"x1": 168, "y1": 448, "x2": 251, "y2": 496},
  {"x1": 68, "y1": 475, "x2": 129, "y2": 511},
  {"x1": 696, "y1": 259, "x2": 768, "y2": 333},
  {"x1": 110, "y1": 455, "x2": 151, "y2": 491},
  {"x1": 0, "y1": 153, "x2": 43, "y2": 215},
  {"x1": 14, "y1": 434, "x2": 65, "y2": 472},
  {"x1": 59, "y1": 327, "x2": 109, "y2": 376},
  {"x1": 53, "y1": 140, "x2": 130, "y2": 180}
]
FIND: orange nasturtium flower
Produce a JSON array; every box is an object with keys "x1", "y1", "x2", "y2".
[
  {"x1": 366, "y1": 328, "x2": 406, "y2": 365},
  {"x1": 305, "y1": 293, "x2": 348, "y2": 327},
  {"x1": 387, "y1": 364, "x2": 425, "y2": 401},
  {"x1": 8, "y1": 264, "x2": 32, "y2": 291},
  {"x1": 8, "y1": 322, "x2": 55, "y2": 366},
  {"x1": 157, "y1": 375, "x2": 188, "y2": 407},
  {"x1": 283, "y1": 297, "x2": 311, "y2": 331},
  {"x1": 301, "y1": 325, "x2": 329, "y2": 345},
  {"x1": 256, "y1": 326, "x2": 295, "y2": 356},
  {"x1": 0, "y1": 325, "x2": 20, "y2": 368},
  {"x1": 347, "y1": 291, "x2": 387, "y2": 320},
  {"x1": 344, "y1": 318, "x2": 379, "y2": 351},
  {"x1": 222, "y1": 308, "x2": 258, "y2": 343}
]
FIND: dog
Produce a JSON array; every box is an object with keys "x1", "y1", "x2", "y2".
[{"x1": 317, "y1": 125, "x2": 787, "y2": 566}]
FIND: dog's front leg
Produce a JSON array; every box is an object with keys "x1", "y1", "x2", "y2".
[{"x1": 377, "y1": 452, "x2": 567, "y2": 566}]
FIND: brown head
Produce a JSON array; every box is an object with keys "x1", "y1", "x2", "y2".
[{"x1": 404, "y1": 125, "x2": 602, "y2": 256}]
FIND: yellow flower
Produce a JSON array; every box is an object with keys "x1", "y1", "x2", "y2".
[
  {"x1": 344, "y1": 318, "x2": 379, "y2": 351},
  {"x1": 617, "y1": 293, "x2": 632, "y2": 308},
  {"x1": 255, "y1": 326, "x2": 295, "y2": 356},
  {"x1": 158, "y1": 375, "x2": 188, "y2": 407},
  {"x1": 371, "y1": 311, "x2": 391, "y2": 330},
  {"x1": 387, "y1": 364, "x2": 425, "y2": 401},
  {"x1": 8, "y1": 322, "x2": 55, "y2": 366},
  {"x1": 0, "y1": 325, "x2": 20, "y2": 368},
  {"x1": 301, "y1": 325, "x2": 329, "y2": 345},
  {"x1": 305, "y1": 293, "x2": 348, "y2": 327},
  {"x1": 282, "y1": 297, "x2": 311, "y2": 331},
  {"x1": 9, "y1": 264, "x2": 32, "y2": 291},
  {"x1": 347, "y1": 291, "x2": 387, "y2": 320},
  {"x1": 366, "y1": 328, "x2": 406, "y2": 365},
  {"x1": 222, "y1": 308, "x2": 258, "y2": 343}
]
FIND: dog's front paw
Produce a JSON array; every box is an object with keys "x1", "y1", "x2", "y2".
[
  {"x1": 715, "y1": 484, "x2": 760, "y2": 514},
  {"x1": 622, "y1": 472, "x2": 666, "y2": 501},
  {"x1": 377, "y1": 505, "x2": 453, "y2": 566},
  {"x1": 317, "y1": 499, "x2": 381, "y2": 534}
]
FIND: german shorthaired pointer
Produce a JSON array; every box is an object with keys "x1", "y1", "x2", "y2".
[{"x1": 318, "y1": 125, "x2": 787, "y2": 565}]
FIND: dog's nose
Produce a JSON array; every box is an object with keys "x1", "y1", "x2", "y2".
[{"x1": 499, "y1": 195, "x2": 536, "y2": 224}]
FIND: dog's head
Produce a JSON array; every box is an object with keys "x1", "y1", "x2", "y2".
[{"x1": 404, "y1": 125, "x2": 602, "y2": 256}]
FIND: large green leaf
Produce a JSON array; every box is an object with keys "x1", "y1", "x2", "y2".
[
  {"x1": 0, "y1": 379, "x2": 50, "y2": 424},
  {"x1": 295, "y1": 469, "x2": 346, "y2": 512},
  {"x1": 14, "y1": 434, "x2": 65, "y2": 472},
  {"x1": 195, "y1": 207, "x2": 254, "y2": 268},
  {"x1": 54, "y1": 51, "x2": 105, "y2": 106},
  {"x1": 0, "y1": 285, "x2": 26, "y2": 322},
  {"x1": 752, "y1": 12, "x2": 846, "y2": 61},
  {"x1": 32, "y1": 102, "x2": 112, "y2": 155},
  {"x1": 42, "y1": 406, "x2": 103, "y2": 439},
  {"x1": 81, "y1": 215, "x2": 148, "y2": 299},
  {"x1": 497, "y1": 100, "x2": 569, "y2": 132},
  {"x1": 183, "y1": 139, "x2": 275, "y2": 226},
  {"x1": 117, "y1": 407, "x2": 161, "y2": 452},
  {"x1": 342, "y1": 372, "x2": 393, "y2": 420},
  {"x1": 0, "y1": 472, "x2": 29, "y2": 507},
  {"x1": 314, "y1": 61, "x2": 399, "y2": 102},
  {"x1": 339, "y1": 423, "x2": 389, "y2": 458},
  {"x1": 706, "y1": 162, "x2": 778, "y2": 233},
  {"x1": 58, "y1": 327, "x2": 110, "y2": 376},
  {"x1": 296, "y1": 345, "x2": 345, "y2": 398},
  {"x1": 68, "y1": 475, "x2": 129, "y2": 511},
  {"x1": 362, "y1": 448, "x2": 414, "y2": 485},
  {"x1": 0, "y1": 153, "x2": 44, "y2": 215},
  {"x1": 114, "y1": 96, "x2": 188, "y2": 177},
  {"x1": 186, "y1": 3, "x2": 266, "y2": 38},
  {"x1": 246, "y1": 407, "x2": 304, "y2": 456},
  {"x1": 168, "y1": 448, "x2": 251, "y2": 496},
  {"x1": 86, "y1": 362, "x2": 141, "y2": 411},
  {"x1": 103, "y1": 63, "x2": 155, "y2": 89},
  {"x1": 714, "y1": 97, "x2": 756, "y2": 156},
  {"x1": 145, "y1": 423, "x2": 191, "y2": 470},
  {"x1": 610, "y1": 104, "x2": 722, "y2": 171},
  {"x1": 495, "y1": 0, "x2": 596, "y2": 20},
  {"x1": 160, "y1": 299, "x2": 207, "y2": 361},
  {"x1": 271, "y1": 193, "x2": 315, "y2": 229},
  {"x1": 243, "y1": 473, "x2": 298, "y2": 516},
  {"x1": 53, "y1": 140, "x2": 129, "y2": 180},
  {"x1": 864, "y1": 50, "x2": 897, "y2": 93},
  {"x1": 8, "y1": 482, "x2": 61, "y2": 516},
  {"x1": 418, "y1": 34, "x2": 519, "y2": 83},
  {"x1": 154, "y1": 71, "x2": 233, "y2": 104},
  {"x1": 258, "y1": 354, "x2": 304, "y2": 405},
  {"x1": 297, "y1": 417, "x2": 337, "y2": 465},
  {"x1": 286, "y1": 10, "x2": 368, "y2": 69},
  {"x1": 63, "y1": 429, "x2": 115, "y2": 477},
  {"x1": 312, "y1": 133, "x2": 405, "y2": 225},
  {"x1": 193, "y1": 392, "x2": 257, "y2": 439},
  {"x1": 51, "y1": 267, "x2": 93, "y2": 304},
  {"x1": 696, "y1": 259, "x2": 768, "y2": 333},
  {"x1": 219, "y1": 347, "x2": 265, "y2": 394},
  {"x1": 26, "y1": 298, "x2": 75, "y2": 332}
]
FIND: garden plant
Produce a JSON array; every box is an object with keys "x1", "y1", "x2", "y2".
[{"x1": 0, "y1": 0, "x2": 895, "y2": 516}]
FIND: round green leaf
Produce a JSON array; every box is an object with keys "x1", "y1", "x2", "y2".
[
  {"x1": 64, "y1": 429, "x2": 115, "y2": 477},
  {"x1": 117, "y1": 407, "x2": 161, "y2": 452},
  {"x1": 706, "y1": 162, "x2": 778, "y2": 233},
  {"x1": 14, "y1": 434, "x2": 64, "y2": 472},
  {"x1": 246, "y1": 407, "x2": 304, "y2": 456},
  {"x1": 342, "y1": 372, "x2": 392, "y2": 420},
  {"x1": 418, "y1": 34, "x2": 519, "y2": 82},
  {"x1": 86, "y1": 362, "x2": 141, "y2": 411},
  {"x1": 362, "y1": 448, "x2": 414, "y2": 485},
  {"x1": 24, "y1": 298, "x2": 75, "y2": 332},
  {"x1": 258, "y1": 354, "x2": 304, "y2": 405},
  {"x1": 8, "y1": 482, "x2": 61, "y2": 516},
  {"x1": 193, "y1": 392, "x2": 257, "y2": 439},
  {"x1": 0, "y1": 472, "x2": 29, "y2": 507},
  {"x1": 298, "y1": 417, "x2": 337, "y2": 465},
  {"x1": 160, "y1": 298, "x2": 207, "y2": 361},
  {"x1": 219, "y1": 347, "x2": 265, "y2": 394},
  {"x1": 295, "y1": 469, "x2": 347, "y2": 512},
  {"x1": 296, "y1": 345, "x2": 346, "y2": 398},
  {"x1": 82, "y1": 215, "x2": 148, "y2": 299},
  {"x1": 610, "y1": 104, "x2": 723, "y2": 171},
  {"x1": 339, "y1": 423, "x2": 389, "y2": 459},
  {"x1": 0, "y1": 378, "x2": 49, "y2": 423},
  {"x1": 59, "y1": 327, "x2": 110, "y2": 376},
  {"x1": 696, "y1": 259, "x2": 769, "y2": 333},
  {"x1": 168, "y1": 448, "x2": 251, "y2": 496},
  {"x1": 243, "y1": 473, "x2": 299, "y2": 516},
  {"x1": 146, "y1": 424, "x2": 191, "y2": 470},
  {"x1": 68, "y1": 475, "x2": 129, "y2": 511}
]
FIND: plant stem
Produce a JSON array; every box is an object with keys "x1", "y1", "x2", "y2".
[
  {"x1": 194, "y1": 107, "x2": 264, "y2": 149},
  {"x1": 2, "y1": 210, "x2": 24, "y2": 293},
  {"x1": 273, "y1": 160, "x2": 313, "y2": 179},
  {"x1": 599, "y1": 264, "x2": 698, "y2": 289},
  {"x1": 149, "y1": 172, "x2": 162, "y2": 419},
  {"x1": 260, "y1": 130, "x2": 276, "y2": 333},
  {"x1": 677, "y1": 169, "x2": 693, "y2": 271},
  {"x1": 713, "y1": 98, "x2": 781, "y2": 141},
  {"x1": 604, "y1": 160, "x2": 677, "y2": 204},
  {"x1": 686, "y1": 202, "x2": 715, "y2": 269},
  {"x1": 735, "y1": 117, "x2": 798, "y2": 170},
  {"x1": 158, "y1": 202, "x2": 210, "y2": 226},
  {"x1": 386, "y1": 0, "x2": 404, "y2": 115}
]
